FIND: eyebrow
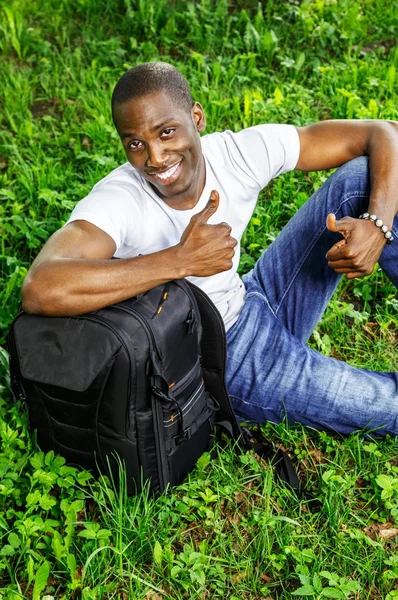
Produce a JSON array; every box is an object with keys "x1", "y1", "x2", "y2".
[{"x1": 121, "y1": 117, "x2": 176, "y2": 139}]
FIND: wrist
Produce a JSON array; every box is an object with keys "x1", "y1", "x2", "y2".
[
  {"x1": 366, "y1": 198, "x2": 395, "y2": 230},
  {"x1": 169, "y1": 244, "x2": 191, "y2": 279},
  {"x1": 359, "y1": 213, "x2": 394, "y2": 244}
]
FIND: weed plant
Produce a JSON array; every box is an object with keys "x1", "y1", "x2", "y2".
[{"x1": 0, "y1": 0, "x2": 397, "y2": 598}]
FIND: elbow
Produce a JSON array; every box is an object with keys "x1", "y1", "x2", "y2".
[
  {"x1": 387, "y1": 120, "x2": 398, "y2": 138},
  {"x1": 365, "y1": 120, "x2": 398, "y2": 155},
  {"x1": 374, "y1": 120, "x2": 398, "y2": 138},
  {"x1": 21, "y1": 274, "x2": 44, "y2": 315},
  {"x1": 379, "y1": 120, "x2": 398, "y2": 133},
  {"x1": 21, "y1": 272, "x2": 57, "y2": 316}
]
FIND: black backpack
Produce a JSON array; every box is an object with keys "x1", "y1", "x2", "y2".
[{"x1": 8, "y1": 280, "x2": 313, "y2": 503}]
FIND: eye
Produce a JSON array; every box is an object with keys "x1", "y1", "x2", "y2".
[
  {"x1": 161, "y1": 128, "x2": 175, "y2": 137},
  {"x1": 128, "y1": 140, "x2": 143, "y2": 151}
]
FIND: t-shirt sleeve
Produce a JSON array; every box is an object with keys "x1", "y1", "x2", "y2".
[
  {"x1": 65, "y1": 183, "x2": 142, "y2": 255},
  {"x1": 225, "y1": 124, "x2": 300, "y2": 190}
]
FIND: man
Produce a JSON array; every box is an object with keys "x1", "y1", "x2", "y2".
[{"x1": 22, "y1": 62, "x2": 398, "y2": 435}]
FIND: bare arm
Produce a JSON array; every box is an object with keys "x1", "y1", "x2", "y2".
[
  {"x1": 296, "y1": 119, "x2": 398, "y2": 226},
  {"x1": 22, "y1": 220, "x2": 184, "y2": 316},
  {"x1": 296, "y1": 120, "x2": 398, "y2": 277},
  {"x1": 22, "y1": 191, "x2": 236, "y2": 316}
]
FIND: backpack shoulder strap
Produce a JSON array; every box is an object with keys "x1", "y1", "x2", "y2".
[
  {"x1": 183, "y1": 282, "x2": 321, "y2": 512},
  {"x1": 184, "y1": 281, "x2": 242, "y2": 439}
]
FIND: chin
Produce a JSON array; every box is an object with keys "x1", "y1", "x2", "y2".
[{"x1": 158, "y1": 179, "x2": 192, "y2": 198}]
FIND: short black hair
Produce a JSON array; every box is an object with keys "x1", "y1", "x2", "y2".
[{"x1": 111, "y1": 62, "x2": 193, "y2": 122}]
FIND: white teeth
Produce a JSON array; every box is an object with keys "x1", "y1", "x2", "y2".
[{"x1": 154, "y1": 162, "x2": 180, "y2": 180}]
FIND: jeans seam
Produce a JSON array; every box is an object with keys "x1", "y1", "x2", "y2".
[
  {"x1": 231, "y1": 392, "x2": 284, "y2": 413},
  {"x1": 273, "y1": 192, "x2": 369, "y2": 314},
  {"x1": 230, "y1": 393, "x2": 264, "y2": 409},
  {"x1": 246, "y1": 290, "x2": 277, "y2": 317}
]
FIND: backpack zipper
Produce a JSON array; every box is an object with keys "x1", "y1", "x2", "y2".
[
  {"x1": 181, "y1": 282, "x2": 242, "y2": 440},
  {"x1": 114, "y1": 297, "x2": 201, "y2": 491},
  {"x1": 113, "y1": 304, "x2": 162, "y2": 364},
  {"x1": 163, "y1": 380, "x2": 204, "y2": 428},
  {"x1": 174, "y1": 281, "x2": 203, "y2": 342},
  {"x1": 8, "y1": 319, "x2": 28, "y2": 407},
  {"x1": 73, "y1": 314, "x2": 134, "y2": 439},
  {"x1": 112, "y1": 304, "x2": 170, "y2": 490},
  {"x1": 151, "y1": 396, "x2": 169, "y2": 489},
  {"x1": 152, "y1": 282, "x2": 171, "y2": 318}
]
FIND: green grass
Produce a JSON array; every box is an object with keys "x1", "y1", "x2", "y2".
[{"x1": 0, "y1": 0, "x2": 397, "y2": 598}]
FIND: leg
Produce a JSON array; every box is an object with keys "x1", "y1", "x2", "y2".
[
  {"x1": 226, "y1": 157, "x2": 398, "y2": 435},
  {"x1": 245, "y1": 156, "x2": 398, "y2": 342},
  {"x1": 226, "y1": 292, "x2": 398, "y2": 435}
]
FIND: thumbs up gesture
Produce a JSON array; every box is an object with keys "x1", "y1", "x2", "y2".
[
  {"x1": 325, "y1": 213, "x2": 386, "y2": 279},
  {"x1": 177, "y1": 190, "x2": 238, "y2": 277}
]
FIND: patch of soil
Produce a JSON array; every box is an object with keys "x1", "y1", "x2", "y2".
[
  {"x1": 357, "y1": 39, "x2": 397, "y2": 55},
  {"x1": 364, "y1": 522, "x2": 398, "y2": 541},
  {"x1": 30, "y1": 97, "x2": 59, "y2": 118}
]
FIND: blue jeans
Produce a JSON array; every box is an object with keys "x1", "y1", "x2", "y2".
[{"x1": 226, "y1": 157, "x2": 398, "y2": 436}]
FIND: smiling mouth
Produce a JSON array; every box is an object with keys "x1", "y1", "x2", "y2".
[{"x1": 148, "y1": 160, "x2": 182, "y2": 185}]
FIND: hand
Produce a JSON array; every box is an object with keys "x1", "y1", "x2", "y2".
[
  {"x1": 177, "y1": 190, "x2": 237, "y2": 277},
  {"x1": 326, "y1": 213, "x2": 386, "y2": 279}
]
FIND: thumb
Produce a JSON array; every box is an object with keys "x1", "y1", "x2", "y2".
[
  {"x1": 326, "y1": 213, "x2": 339, "y2": 233},
  {"x1": 198, "y1": 190, "x2": 220, "y2": 222},
  {"x1": 326, "y1": 213, "x2": 355, "y2": 237}
]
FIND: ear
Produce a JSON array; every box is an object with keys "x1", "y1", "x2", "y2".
[{"x1": 191, "y1": 102, "x2": 206, "y2": 133}]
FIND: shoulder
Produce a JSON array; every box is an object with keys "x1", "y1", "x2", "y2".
[
  {"x1": 201, "y1": 124, "x2": 298, "y2": 162},
  {"x1": 70, "y1": 162, "x2": 150, "y2": 218},
  {"x1": 211, "y1": 123, "x2": 298, "y2": 146},
  {"x1": 91, "y1": 162, "x2": 147, "y2": 200},
  {"x1": 65, "y1": 163, "x2": 149, "y2": 250},
  {"x1": 201, "y1": 125, "x2": 299, "y2": 188}
]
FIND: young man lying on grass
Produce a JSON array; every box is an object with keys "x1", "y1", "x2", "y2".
[{"x1": 22, "y1": 62, "x2": 398, "y2": 435}]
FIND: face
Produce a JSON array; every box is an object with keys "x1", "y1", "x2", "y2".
[{"x1": 114, "y1": 91, "x2": 206, "y2": 207}]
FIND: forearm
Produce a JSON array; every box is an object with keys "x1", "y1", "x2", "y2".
[
  {"x1": 22, "y1": 246, "x2": 185, "y2": 316},
  {"x1": 365, "y1": 122, "x2": 398, "y2": 229},
  {"x1": 297, "y1": 120, "x2": 398, "y2": 229}
]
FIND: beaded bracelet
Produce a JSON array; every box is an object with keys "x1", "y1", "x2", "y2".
[{"x1": 359, "y1": 213, "x2": 394, "y2": 244}]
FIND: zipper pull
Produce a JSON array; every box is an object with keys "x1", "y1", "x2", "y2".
[
  {"x1": 152, "y1": 283, "x2": 171, "y2": 317},
  {"x1": 186, "y1": 309, "x2": 195, "y2": 334},
  {"x1": 11, "y1": 377, "x2": 27, "y2": 406},
  {"x1": 151, "y1": 386, "x2": 171, "y2": 402}
]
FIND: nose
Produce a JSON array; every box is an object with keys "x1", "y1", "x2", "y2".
[{"x1": 146, "y1": 142, "x2": 166, "y2": 169}]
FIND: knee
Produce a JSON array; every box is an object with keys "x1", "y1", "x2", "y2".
[
  {"x1": 332, "y1": 156, "x2": 370, "y2": 186},
  {"x1": 323, "y1": 156, "x2": 370, "y2": 217}
]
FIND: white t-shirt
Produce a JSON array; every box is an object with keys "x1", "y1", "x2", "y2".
[{"x1": 66, "y1": 124, "x2": 300, "y2": 330}]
